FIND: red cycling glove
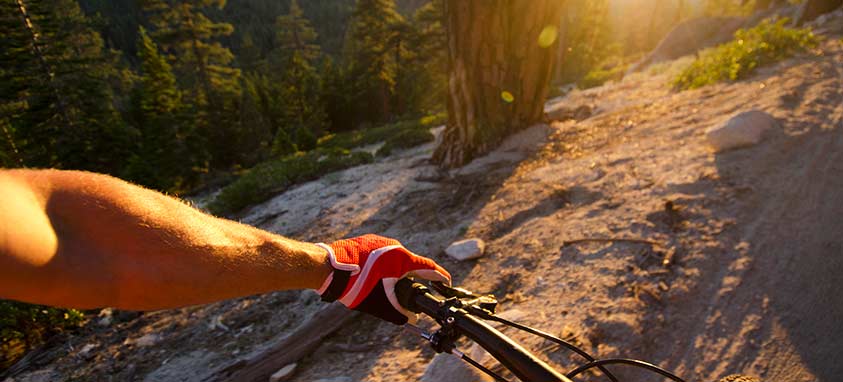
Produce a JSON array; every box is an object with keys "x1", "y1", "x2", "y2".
[{"x1": 315, "y1": 234, "x2": 451, "y2": 325}]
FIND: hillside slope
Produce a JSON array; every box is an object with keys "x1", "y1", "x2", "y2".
[{"x1": 6, "y1": 20, "x2": 843, "y2": 382}]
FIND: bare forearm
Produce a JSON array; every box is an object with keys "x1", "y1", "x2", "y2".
[{"x1": 0, "y1": 169, "x2": 330, "y2": 310}]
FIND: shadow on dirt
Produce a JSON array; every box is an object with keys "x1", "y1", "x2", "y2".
[
  {"x1": 647, "y1": 109, "x2": 843, "y2": 381},
  {"x1": 716, "y1": 124, "x2": 843, "y2": 382}
]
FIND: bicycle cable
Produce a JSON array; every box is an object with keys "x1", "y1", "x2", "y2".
[
  {"x1": 407, "y1": 280, "x2": 688, "y2": 382},
  {"x1": 453, "y1": 348, "x2": 509, "y2": 382},
  {"x1": 405, "y1": 324, "x2": 509, "y2": 382},
  {"x1": 485, "y1": 314, "x2": 686, "y2": 382},
  {"x1": 480, "y1": 313, "x2": 619, "y2": 382},
  {"x1": 565, "y1": 358, "x2": 687, "y2": 382}
]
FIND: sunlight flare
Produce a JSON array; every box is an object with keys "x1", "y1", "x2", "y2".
[
  {"x1": 538, "y1": 25, "x2": 558, "y2": 48},
  {"x1": 501, "y1": 90, "x2": 515, "y2": 103}
]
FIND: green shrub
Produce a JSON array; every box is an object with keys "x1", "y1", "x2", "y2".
[
  {"x1": 208, "y1": 114, "x2": 443, "y2": 215},
  {"x1": 673, "y1": 18, "x2": 817, "y2": 90},
  {"x1": 208, "y1": 148, "x2": 374, "y2": 215},
  {"x1": 318, "y1": 113, "x2": 444, "y2": 151},
  {"x1": 376, "y1": 128, "x2": 435, "y2": 157},
  {"x1": 1, "y1": 301, "x2": 84, "y2": 370},
  {"x1": 578, "y1": 63, "x2": 627, "y2": 89}
]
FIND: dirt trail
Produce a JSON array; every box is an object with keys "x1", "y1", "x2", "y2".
[{"x1": 6, "y1": 22, "x2": 843, "y2": 382}]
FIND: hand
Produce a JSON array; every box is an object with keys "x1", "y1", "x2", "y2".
[{"x1": 316, "y1": 234, "x2": 451, "y2": 324}]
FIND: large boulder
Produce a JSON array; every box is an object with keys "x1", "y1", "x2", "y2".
[
  {"x1": 706, "y1": 110, "x2": 779, "y2": 152},
  {"x1": 420, "y1": 353, "x2": 494, "y2": 382},
  {"x1": 627, "y1": 4, "x2": 799, "y2": 75},
  {"x1": 626, "y1": 16, "x2": 744, "y2": 74},
  {"x1": 419, "y1": 309, "x2": 529, "y2": 382}
]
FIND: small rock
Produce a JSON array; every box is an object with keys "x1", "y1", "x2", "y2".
[
  {"x1": 208, "y1": 315, "x2": 230, "y2": 331},
  {"x1": 97, "y1": 316, "x2": 113, "y2": 327},
  {"x1": 77, "y1": 343, "x2": 97, "y2": 358},
  {"x1": 127, "y1": 333, "x2": 160, "y2": 347},
  {"x1": 544, "y1": 104, "x2": 592, "y2": 122},
  {"x1": 312, "y1": 378, "x2": 352, "y2": 382},
  {"x1": 420, "y1": 353, "x2": 493, "y2": 382},
  {"x1": 445, "y1": 238, "x2": 485, "y2": 261},
  {"x1": 97, "y1": 308, "x2": 113, "y2": 326},
  {"x1": 114, "y1": 310, "x2": 143, "y2": 322},
  {"x1": 705, "y1": 110, "x2": 778, "y2": 152},
  {"x1": 236, "y1": 324, "x2": 253, "y2": 337},
  {"x1": 269, "y1": 364, "x2": 297, "y2": 382}
]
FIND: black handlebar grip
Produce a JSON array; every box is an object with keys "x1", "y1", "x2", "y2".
[{"x1": 395, "y1": 278, "x2": 422, "y2": 313}]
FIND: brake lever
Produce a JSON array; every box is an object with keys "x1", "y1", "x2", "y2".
[
  {"x1": 430, "y1": 281, "x2": 498, "y2": 315},
  {"x1": 430, "y1": 281, "x2": 476, "y2": 299}
]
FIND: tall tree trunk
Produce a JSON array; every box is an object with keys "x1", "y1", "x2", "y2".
[
  {"x1": 1, "y1": 120, "x2": 24, "y2": 167},
  {"x1": 433, "y1": 0, "x2": 564, "y2": 168}
]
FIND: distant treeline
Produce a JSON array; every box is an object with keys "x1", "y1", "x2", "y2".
[{"x1": 1, "y1": 0, "x2": 446, "y2": 192}]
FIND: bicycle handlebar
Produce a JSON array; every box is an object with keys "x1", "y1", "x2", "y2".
[{"x1": 395, "y1": 278, "x2": 571, "y2": 382}]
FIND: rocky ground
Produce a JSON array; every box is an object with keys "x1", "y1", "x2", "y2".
[{"x1": 5, "y1": 14, "x2": 843, "y2": 382}]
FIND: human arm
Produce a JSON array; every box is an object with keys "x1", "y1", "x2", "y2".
[{"x1": 0, "y1": 169, "x2": 331, "y2": 310}]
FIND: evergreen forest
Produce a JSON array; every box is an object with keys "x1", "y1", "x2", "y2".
[{"x1": 1, "y1": 0, "x2": 448, "y2": 193}]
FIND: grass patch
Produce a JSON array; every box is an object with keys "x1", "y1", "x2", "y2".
[
  {"x1": 207, "y1": 148, "x2": 374, "y2": 215},
  {"x1": 578, "y1": 63, "x2": 627, "y2": 89},
  {"x1": 1, "y1": 301, "x2": 84, "y2": 370},
  {"x1": 208, "y1": 114, "x2": 444, "y2": 215},
  {"x1": 673, "y1": 18, "x2": 817, "y2": 90},
  {"x1": 318, "y1": 113, "x2": 443, "y2": 151},
  {"x1": 376, "y1": 128, "x2": 435, "y2": 157}
]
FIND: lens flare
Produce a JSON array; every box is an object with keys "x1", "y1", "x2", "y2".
[
  {"x1": 501, "y1": 91, "x2": 515, "y2": 103},
  {"x1": 538, "y1": 25, "x2": 558, "y2": 48}
]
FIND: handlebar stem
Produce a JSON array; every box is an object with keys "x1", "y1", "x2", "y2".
[{"x1": 397, "y1": 280, "x2": 571, "y2": 382}]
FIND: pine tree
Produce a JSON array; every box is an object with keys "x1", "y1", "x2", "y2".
[
  {"x1": 124, "y1": 27, "x2": 195, "y2": 191},
  {"x1": 557, "y1": 0, "x2": 615, "y2": 84},
  {"x1": 0, "y1": 0, "x2": 131, "y2": 174},
  {"x1": 272, "y1": 51, "x2": 326, "y2": 155},
  {"x1": 345, "y1": 0, "x2": 405, "y2": 123},
  {"x1": 398, "y1": 0, "x2": 446, "y2": 115},
  {"x1": 0, "y1": 1, "x2": 34, "y2": 167},
  {"x1": 142, "y1": 0, "x2": 241, "y2": 103},
  {"x1": 275, "y1": 0, "x2": 320, "y2": 63},
  {"x1": 238, "y1": 32, "x2": 265, "y2": 73},
  {"x1": 320, "y1": 56, "x2": 357, "y2": 132},
  {"x1": 267, "y1": 0, "x2": 326, "y2": 155},
  {"x1": 142, "y1": 0, "x2": 242, "y2": 168},
  {"x1": 238, "y1": 74, "x2": 275, "y2": 163}
]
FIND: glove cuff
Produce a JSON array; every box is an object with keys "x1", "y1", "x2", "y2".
[{"x1": 315, "y1": 242, "x2": 353, "y2": 303}]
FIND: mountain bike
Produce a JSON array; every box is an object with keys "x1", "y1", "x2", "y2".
[{"x1": 395, "y1": 278, "x2": 760, "y2": 382}]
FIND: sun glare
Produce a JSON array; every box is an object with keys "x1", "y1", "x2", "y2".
[
  {"x1": 538, "y1": 25, "x2": 558, "y2": 48},
  {"x1": 501, "y1": 90, "x2": 515, "y2": 103}
]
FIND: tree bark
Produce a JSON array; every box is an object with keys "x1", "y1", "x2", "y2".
[{"x1": 433, "y1": 0, "x2": 564, "y2": 168}]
